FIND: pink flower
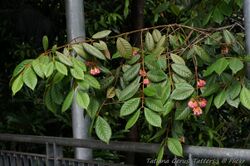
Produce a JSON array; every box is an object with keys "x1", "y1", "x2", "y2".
[
  {"x1": 197, "y1": 79, "x2": 206, "y2": 88},
  {"x1": 90, "y1": 67, "x2": 100, "y2": 76},
  {"x1": 192, "y1": 107, "x2": 203, "y2": 116},
  {"x1": 198, "y1": 98, "x2": 207, "y2": 108},
  {"x1": 188, "y1": 99, "x2": 198, "y2": 109},
  {"x1": 143, "y1": 78, "x2": 150, "y2": 85}
]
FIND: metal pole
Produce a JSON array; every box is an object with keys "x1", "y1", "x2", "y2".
[
  {"x1": 244, "y1": 0, "x2": 250, "y2": 78},
  {"x1": 65, "y1": 0, "x2": 92, "y2": 160}
]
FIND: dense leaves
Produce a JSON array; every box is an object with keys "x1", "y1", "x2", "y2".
[{"x1": 10, "y1": 24, "x2": 249, "y2": 158}]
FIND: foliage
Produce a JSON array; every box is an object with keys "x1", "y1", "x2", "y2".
[{"x1": 10, "y1": 23, "x2": 250, "y2": 157}]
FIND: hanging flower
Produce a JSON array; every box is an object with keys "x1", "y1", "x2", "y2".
[
  {"x1": 143, "y1": 78, "x2": 150, "y2": 85},
  {"x1": 188, "y1": 99, "x2": 199, "y2": 109},
  {"x1": 192, "y1": 107, "x2": 203, "y2": 116},
  {"x1": 198, "y1": 98, "x2": 207, "y2": 108},
  {"x1": 197, "y1": 79, "x2": 206, "y2": 88},
  {"x1": 90, "y1": 66, "x2": 101, "y2": 76}
]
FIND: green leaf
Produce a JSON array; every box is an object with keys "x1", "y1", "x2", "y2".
[
  {"x1": 106, "y1": 87, "x2": 116, "y2": 98},
  {"x1": 39, "y1": 55, "x2": 50, "y2": 64},
  {"x1": 145, "y1": 55, "x2": 161, "y2": 70},
  {"x1": 202, "y1": 84, "x2": 220, "y2": 97},
  {"x1": 213, "y1": 58, "x2": 229, "y2": 75},
  {"x1": 116, "y1": 37, "x2": 132, "y2": 59},
  {"x1": 52, "y1": 72, "x2": 65, "y2": 84},
  {"x1": 32, "y1": 59, "x2": 44, "y2": 78},
  {"x1": 72, "y1": 44, "x2": 88, "y2": 59},
  {"x1": 167, "y1": 138, "x2": 183, "y2": 157},
  {"x1": 55, "y1": 61, "x2": 68, "y2": 75},
  {"x1": 42, "y1": 36, "x2": 49, "y2": 51},
  {"x1": 123, "y1": 63, "x2": 141, "y2": 82},
  {"x1": 214, "y1": 90, "x2": 227, "y2": 109},
  {"x1": 51, "y1": 85, "x2": 64, "y2": 105},
  {"x1": 145, "y1": 32, "x2": 155, "y2": 51},
  {"x1": 119, "y1": 77, "x2": 141, "y2": 101},
  {"x1": 127, "y1": 54, "x2": 141, "y2": 65},
  {"x1": 56, "y1": 51, "x2": 73, "y2": 66},
  {"x1": 144, "y1": 108, "x2": 162, "y2": 127},
  {"x1": 204, "y1": 96, "x2": 214, "y2": 114},
  {"x1": 171, "y1": 64, "x2": 192, "y2": 78},
  {"x1": 44, "y1": 62, "x2": 54, "y2": 78},
  {"x1": 152, "y1": 29, "x2": 162, "y2": 42},
  {"x1": 145, "y1": 98, "x2": 164, "y2": 112},
  {"x1": 12, "y1": 74, "x2": 24, "y2": 95},
  {"x1": 76, "y1": 90, "x2": 90, "y2": 109},
  {"x1": 23, "y1": 67, "x2": 37, "y2": 90},
  {"x1": 70, "y1": 66, "x2": 84, "y2": 80},
  {"x1": 93, "y1": 41, "x2": 108, "y2": 50},
  {"x1": 156, "y1": 145, "x2": 164, "y2": 166},
  {"x1": 227, "y1": 81, "x2": 241, "y2": 99},
  {"x1": 219, "y1": 1, "x2": 232, "y2": 16},
  {"x1": 83, "y1": 43, "x2": 106, "y2": 60},
  {"x1": 51, "y1": 44, "x2": 57, "y2": 53},
  {"x1": 125, "y1": 110, "x2": 140, "y2": 130},
  {"x1": 77, "y1": 80, "x2": 89, "y2": 90},
  {"x1": 212, "y1": 7, "x2": 224, "y2": 24},
  {"x1": 240, "y1": 86, "x2": 250, "y2": 109},
  {"x1": 120, "y1": 98, "x2": 140, "y2": 116},
  {"x1": 144, "y1": 86, "x2": 157, "y2": 97},
  {"x1": 172, "y1": 74, "x2": 187, "y2": 83},
  {"x1": 61, "y1": 89, "x2": 74, "y2": 112},
  {"x1": 156, "y1": 35, "x2": 166, "y2": 48},
  {"x1": 95, "y1": 116, "x2": 112, "y2": 143},
  {"x1": 84, "y1": 74, "x2": 100, "y2": 89},
  {"x1": 100, "y1": 76, "x2": 115, "y2": 89},
  {"x1": 147, "y1": 69, "x2": 167, "y2": 82},
  {"x1": 92, "y1": 30, "x2": 111, "y2": 39},
  {"x1": 226, "y1": 97, "x2": 240, "y2": 108},
  {"x1": 45, "y1": 89, "x2": 57, "y2": 112},
  {"x1": 72, "y1": 57, "x2": 87, "y2": 72},
  {"x1": 175, "y1": 107, "x2": 190, "y2": 120},
  {"x1": 157, "y1": 56, "x2": 167, "y2": 69},
  {"x1": 229, "y1": 58, "x2": 243, "y2": 74},
  {"x1": 223, "y1": 30, "x2": 235, "y2": 45},
  {"x1": 171, "y1": 83, "x2": 194, "y2": 100},
  {"x1": 169, "y1": 35, "x2": 179, "y2": 48},
  {"x1": 170, "y1": 53, "x2": 185, "y2": 65},
  {"x1": 163, "y1": 100, "x2": 175, "y2": 116},
  {"x1": 87, "y1": 99, "x2": 99, "y2": 119},
  {"x1": 193, "y1": 45, "x2": 211, "y2": 62},
  {"x1": 12, "y1": 59, "x2": 32, "y2": 78}
]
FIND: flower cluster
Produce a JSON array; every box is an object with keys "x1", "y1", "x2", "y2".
[
  {"x1": 188, "y1": 98, "x2": 207, "y2": 116},
  {"x1": 188, "y1": 79, "x2": 207, "y2": 116}
]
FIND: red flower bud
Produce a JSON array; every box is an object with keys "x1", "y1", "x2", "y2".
[{"x1": 197, "y1": 79, "x2": 206, "y2": 88}]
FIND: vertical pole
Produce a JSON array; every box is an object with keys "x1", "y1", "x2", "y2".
[
  {"x1": 65, "y1": 0, "x2": 92, "y2": 160},
  {"x1": 244, "y1": 0, "x2": 250, "y2": 78}
]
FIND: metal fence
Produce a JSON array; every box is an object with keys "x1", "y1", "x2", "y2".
[{"x1": 0, "y1": 133, "x2": 250, "y2": 166}]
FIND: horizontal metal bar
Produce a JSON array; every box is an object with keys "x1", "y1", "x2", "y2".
[
  {"x1": 184, "y1": 145, "x2": 250, "y2": 162},
  {"x1": 0, "y1": 133, "x2": 250, "y2": 162},
  {"x1": 0, "y1": 133, "x2": 158, "y2": 153}
]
